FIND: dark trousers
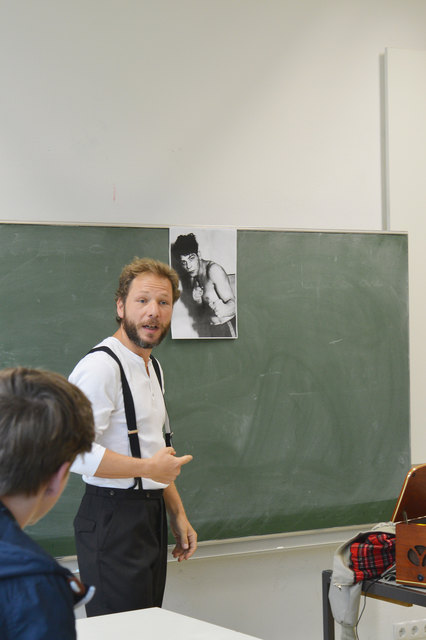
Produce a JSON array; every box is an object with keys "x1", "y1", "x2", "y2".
[{"x1": 74, "y1": 484, "x2": 168, "y2": 617}]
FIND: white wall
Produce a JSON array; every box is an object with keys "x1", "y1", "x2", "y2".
[
  {"x1": 2, "y1": 0, "x2": 426, "y2": 231},
  {"x1": 385, "y1": 48, "x2": 426, "y2": 462},
  {"x1": 3, "y1": 2, "x2": 426, "y2": 639},
  {"x1": 165, "y1": 536, "x2": 426, "y2": 640}
]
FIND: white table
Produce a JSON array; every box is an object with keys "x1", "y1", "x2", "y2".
[{"x1": 76, "y1": 607, "x2": 262, "y2": 640}]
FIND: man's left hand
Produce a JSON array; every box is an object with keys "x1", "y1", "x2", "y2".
[{"x1": 170, "y1": 514, "x2": 198, "y2": 562}]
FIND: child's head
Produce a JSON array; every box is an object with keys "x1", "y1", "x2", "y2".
[{"x1": 0, "y1": 367, "x2": 94, "y2": 498}]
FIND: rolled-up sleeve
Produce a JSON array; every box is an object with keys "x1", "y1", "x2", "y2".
[{"x1": 70, "y1": 442, "x2": 106, "y2": 476}]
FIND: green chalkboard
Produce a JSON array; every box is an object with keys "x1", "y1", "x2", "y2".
[{"x1": 0, "y1": 224, "x2": 410, "y2": 556}]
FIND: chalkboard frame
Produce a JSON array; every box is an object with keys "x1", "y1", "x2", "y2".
[{"x1": 0, "y1": 224, "x2": 410, "y2": 555}]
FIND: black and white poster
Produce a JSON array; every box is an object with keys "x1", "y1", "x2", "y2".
[{"x1": 169, "y1": 227, "x2": 237, "y2": 339}]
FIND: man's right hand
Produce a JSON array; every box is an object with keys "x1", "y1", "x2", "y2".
[
  {"x1": 93, "y1": 447, "x2": 193, "y2": 483},
  {"x1": 148, "y1": 447, "x2": 193, "y2": 484}
]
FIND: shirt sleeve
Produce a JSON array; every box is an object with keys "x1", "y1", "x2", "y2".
[
  {"x1": 70, "y1": 441, "x2": 105, "y2": 476},
  {"x1": 69, "y1": 352, "x2": 120, "y2": 477},
  {"x1": 3, "y1": 573, "x2": 76, "y2": 640}
]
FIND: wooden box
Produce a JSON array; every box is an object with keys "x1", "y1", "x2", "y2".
[
  {"x1": 392, "y1": 465, "x2": 426, "y2": 587},
  {"x1": 395, "y1": 519, "x2": 426, "y2": 587}
]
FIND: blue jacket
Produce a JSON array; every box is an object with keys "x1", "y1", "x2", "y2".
[{"x1": 0, "y1": 502, "x2": 76, "y2": 639}]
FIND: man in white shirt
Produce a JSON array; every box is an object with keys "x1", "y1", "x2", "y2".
[{"x1": 70, "y1": 257, "x2": 197, "y2": 617}]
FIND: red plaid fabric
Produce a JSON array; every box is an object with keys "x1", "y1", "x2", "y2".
[{"x1": 349, "y1": 532, "x2": 395, "y2": 583}]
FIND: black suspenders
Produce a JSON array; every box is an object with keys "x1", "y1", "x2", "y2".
[
  {"x1": 88, "y1": 346, "x2": 173, "y2": 488},
  {"x1": 149, "y1": 355, "x2": 173, "y2": 448}
]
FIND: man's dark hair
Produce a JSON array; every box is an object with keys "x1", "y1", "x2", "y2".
[
  {"x1": 0, "y1": 367, "x2": 94, "y2": 496},
  {"x1": 171, "y1": 233, "x2": 199, "y2": 259}
]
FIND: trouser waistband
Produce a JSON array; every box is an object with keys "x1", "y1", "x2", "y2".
[{"x1": 84, "y1": 484, "x2": 164, "y2": 499}]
